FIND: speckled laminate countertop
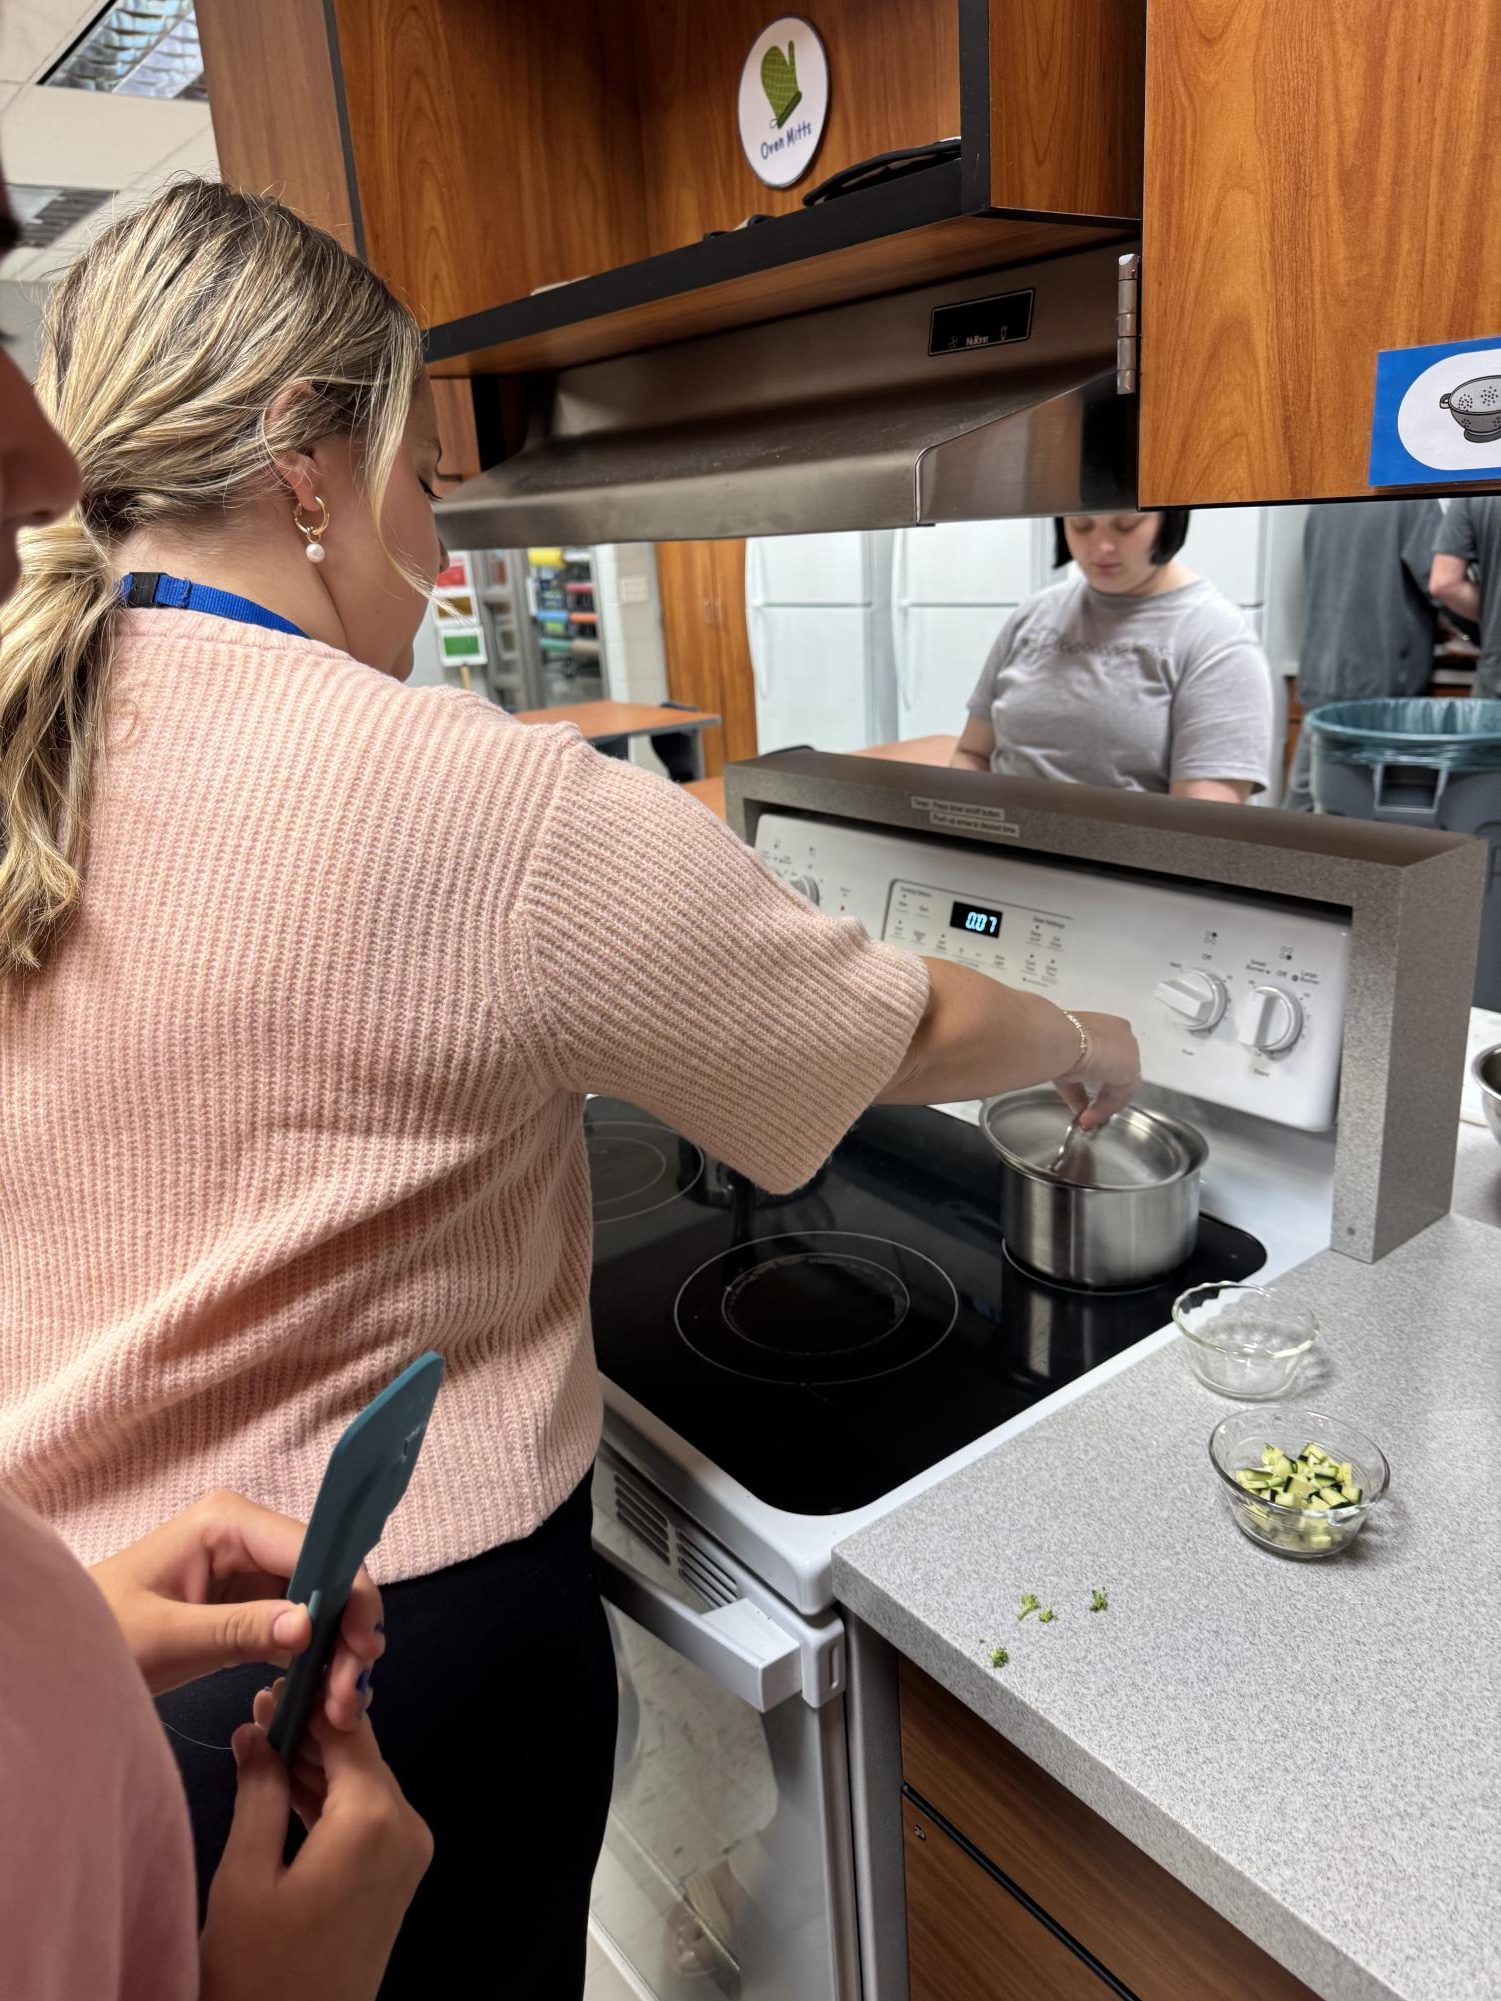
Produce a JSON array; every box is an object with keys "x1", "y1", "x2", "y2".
[{"x1": 833, "y1": 1210, "x2": 1501, "y2": 2001}]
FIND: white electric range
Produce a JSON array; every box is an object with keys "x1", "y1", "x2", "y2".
[{"x1": 587, "y1": 809, "x2": 1351, "y2": 2001}]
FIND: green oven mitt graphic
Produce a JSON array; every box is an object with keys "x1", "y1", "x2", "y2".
[{"x1": 760, "y1": 40, "x2": 802, "y2": 129}]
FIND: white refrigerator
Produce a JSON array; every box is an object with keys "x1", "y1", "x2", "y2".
[
  {"x1": 744, "y1": 532, "x2": 897, "y2": 752},
  {"x1": 889, "y1": 520, "x2": 1049, "y2": 739}
]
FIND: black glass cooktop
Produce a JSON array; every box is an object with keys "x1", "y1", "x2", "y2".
[{"x1": 586, "y1": 1099, "x2": 1264, "y2": 1516}]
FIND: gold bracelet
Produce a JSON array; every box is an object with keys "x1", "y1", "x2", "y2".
[{"x1": 1060, "y1": 1009, "x2": 1091, "y2": 1077}]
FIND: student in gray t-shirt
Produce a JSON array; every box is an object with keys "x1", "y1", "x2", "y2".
[
  {"x1": 1284, "y1": 499, "x2": 1441, "y2": 812},
  {"x1": 1431, "y1": 497, "x2": 1501, "y2": 700},
  {"x1": 953, "y1": 510, "x2": 1272, "y2": 800}
]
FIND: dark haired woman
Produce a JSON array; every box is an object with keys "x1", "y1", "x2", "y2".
[{"x1": 951, "y1": 510, "x2": 1272, "y2": 801}]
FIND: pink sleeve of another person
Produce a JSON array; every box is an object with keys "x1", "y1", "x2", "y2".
[{"x1": 0, "y1": 1489, "x2": 198, "y2": 2001}]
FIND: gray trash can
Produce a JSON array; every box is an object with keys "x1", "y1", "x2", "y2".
[{"x1": 1308, "y1": 698, "x2": 1501, "y2": 1008}]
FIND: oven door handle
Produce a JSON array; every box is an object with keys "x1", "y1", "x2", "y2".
[{"x1": 593, "y1": 1537, "x2": 802, "y2": 1714}]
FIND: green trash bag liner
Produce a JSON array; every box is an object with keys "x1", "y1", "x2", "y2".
[{"x1": 1306, "y1": 698, "x2": 1501, "y2": 771}]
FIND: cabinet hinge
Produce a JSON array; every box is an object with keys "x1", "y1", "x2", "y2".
[{"x1": 1116, "y1": 253, "x2": 1140, "y2": 396}]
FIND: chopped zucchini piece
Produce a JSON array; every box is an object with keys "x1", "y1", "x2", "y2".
[{"x1": 1232, "y1": 1437, "x2": 1371, "y2": 1549}]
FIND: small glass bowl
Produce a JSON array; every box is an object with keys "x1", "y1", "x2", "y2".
[
  {"x1": 1208, "y1": 1404, "x2": 1390, "y2": 1560},
  {"x1": 1173, "y1": 1281, "x2": 1318, "y2": 1400}
]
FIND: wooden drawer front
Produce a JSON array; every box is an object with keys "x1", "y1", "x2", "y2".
[
  {"x1": 901, "y1": 1662, "x2": 1317, "y2": 2001},
  {"x1": 905, "y1": 1805, "x2": 1110, "y2": 2001}
]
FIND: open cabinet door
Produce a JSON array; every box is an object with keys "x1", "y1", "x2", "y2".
[{"x1": 1140, "y1": 0, "x2": 1501, "y2": 504}]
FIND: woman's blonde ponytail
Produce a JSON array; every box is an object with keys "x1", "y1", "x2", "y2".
[
  {"x1": 0, "y1": 511, "x2": 119, "y2": 972},
  {"x1": 0, "y1": 178, "x2": 423, "y2": 976}
]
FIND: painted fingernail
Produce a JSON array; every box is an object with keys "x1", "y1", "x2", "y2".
[
  {"x1": 374, "y1": 1621, "x2": 386, "y2": 1635},
  {"x1": 271, "y1": 1604, "x2": 306, "y2": 1647},
  {"x1": 356, "y1": 1668, "x2": 372, "y2": 1695}
]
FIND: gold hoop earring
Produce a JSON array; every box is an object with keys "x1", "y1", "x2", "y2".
[{"x1": 294, "y1": 496, "x2": 330, "y2": 565}]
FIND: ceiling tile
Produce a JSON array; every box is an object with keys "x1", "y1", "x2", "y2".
[
  {"x1": 3, "y1": 206, "x2": 105, "y2": 281},
  {"x1": 0, "y1": 82, "x2": 209, "y2": 188},
  {"x1": 133, "y1": 114, "x2": 218, "y2": 185},
  {"x1": 2, "y1": 104, "x2": 220, "y2": 283},
  {"x1": 0, "y1": 2, "x2": 99, "y2": 86}
]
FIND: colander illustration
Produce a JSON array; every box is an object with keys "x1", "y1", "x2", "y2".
[{"x1": 1439, "y1": 375, "x2": 1501, "y2": 443}]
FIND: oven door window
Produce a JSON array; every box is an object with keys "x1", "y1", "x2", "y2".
[{"x1": 592, "y1": 1508, "x2": 853, "y2": 2001}]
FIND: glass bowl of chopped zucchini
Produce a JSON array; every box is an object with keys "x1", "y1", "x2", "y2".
[
  {"x1": 1173, "y1": 1281, "x2": 1318, "y2": 1399},
  {"x1": 1208, "y1": 1406, "x2": 1390, "y2": 1558}
]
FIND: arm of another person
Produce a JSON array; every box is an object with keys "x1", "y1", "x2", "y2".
[
  {"x1": 1430, "y1": 500, "x2": 1482, "y2": 623},
  {"x1": 1172, "y1": 775, "x2": 1253, "y2": 803},
  {"x1": 951, "y1": 712, "x2": 996, "y2": 770},
  {"x1": 512, "y1": 738, "x2": 1140, "y2": 1194},
  {"x1": 1167, "y1": 620, "x2": 1275, "y2": 804},
  {"x1": 1430, "y1": 554, "x2": 1481, "y2": 626}
]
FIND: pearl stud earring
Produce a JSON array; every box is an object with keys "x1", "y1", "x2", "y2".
[{"x1": 294, "y1": 496, "x2": 330, "y2": 564}]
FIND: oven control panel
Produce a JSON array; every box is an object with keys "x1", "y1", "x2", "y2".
[{"x1": 756, "y1": 813, "x2": 1351, "y2": 1131}]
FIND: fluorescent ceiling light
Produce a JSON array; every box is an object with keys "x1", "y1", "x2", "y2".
[
  {"x1": 45, "y1": 2, "x2": 206, "y2": 101},
  {"x1": 8, "y1": 184, "x2": 112, "y2": 249}
]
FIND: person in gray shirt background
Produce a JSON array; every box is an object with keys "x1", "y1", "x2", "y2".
[
  {"x1": 952, "y1": 510, "x2": 1272, "y2": 801},
  {"x1": 1284, "y1": 499, "x2": 1442, "y2": 812},
  {"x1": 1431, "y1": 497, "x2": 1501, "y2": 702}
]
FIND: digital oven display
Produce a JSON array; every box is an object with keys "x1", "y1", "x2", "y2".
[{"x1": 949, "y1": 899, "x2": 1003, "y2": 939}]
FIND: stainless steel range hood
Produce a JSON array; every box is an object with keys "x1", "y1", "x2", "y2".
[{"x1": 434, "y1": 242, "x2": 1136, "y2": 546}]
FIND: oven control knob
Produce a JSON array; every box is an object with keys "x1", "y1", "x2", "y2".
[
  {"x1": 1153, "y1": 970, "x2": 1228, "y2": 1032},
  {"x1": 784, "y1": 873, "x2": 820, "y2": 905},
  {"x1": 1236, "y1": 983, "x2": 1304, "y2": 1055}
]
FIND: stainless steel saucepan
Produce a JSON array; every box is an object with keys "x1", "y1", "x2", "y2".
[{"x1": 979, "y1": 1089, "x2": 1208, "y2": 1289}]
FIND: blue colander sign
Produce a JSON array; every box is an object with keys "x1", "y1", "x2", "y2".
[{"x1": 1371, "y1": 333, "x2": 1501, "y2": 486}]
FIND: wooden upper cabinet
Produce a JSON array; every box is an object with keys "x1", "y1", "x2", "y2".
[
  {"x1": 631, "y1": 0, "x2": 961, "y2": 253},
  {"x1": 1140, "y1": 0, "x2": 1501, "y2": 504},
  {"x1": 986, "y1": 0, "x2": 1144, "y2": 218},
  {"x1": 196, "y1": 0, "x2": 358, "y2": 249},
  {"x1": 202, "y1": 2, "x2": 1144, "y2": 377}
]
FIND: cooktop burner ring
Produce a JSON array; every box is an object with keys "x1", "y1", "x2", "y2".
[
  {"x1": 999, "y1": 1238, "x2": 1203, "y2": 1297},
  {"x1": 674, "y1": 1230, "x2": 959, "y2": 1386},
  {"x1": 587, "y1": 1120, "x2": 705, "y2": 1224}
]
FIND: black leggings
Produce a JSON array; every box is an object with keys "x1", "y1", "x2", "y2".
[{"x1": 157, "y1": 1472, "x2": 617, "y2": 2000}]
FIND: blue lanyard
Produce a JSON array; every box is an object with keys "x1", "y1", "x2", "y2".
[{"x1": 119, "y1": 571, "x2": 307, "y2": 640}]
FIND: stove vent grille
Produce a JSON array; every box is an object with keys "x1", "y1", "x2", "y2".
[
  {"x1": 611, "y1": 1466, "x2": 671, "y2": 1567},
  {"x1": 610, "y1": 1462, "x2": 738, "y2": 1611},
  {"x1": 676, "y1": 1539, "x2": 736, "y2": 1610}
]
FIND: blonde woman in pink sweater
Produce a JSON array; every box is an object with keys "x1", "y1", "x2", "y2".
[
  {"x1": 0, "y1": 181, "x2": 429, "y2": 1999},
  {"x1": 0, "y1": 181, "x2": 1139, "y2": 1995}
]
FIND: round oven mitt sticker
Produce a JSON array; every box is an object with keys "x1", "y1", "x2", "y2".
[
  {"x1": 1396, "y1": 345, "x2": 1501, "y2": 472},
  {"x1": 738, "y1": 17, "x2": 829, "y2": 188}
]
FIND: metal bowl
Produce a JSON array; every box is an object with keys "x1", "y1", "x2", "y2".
[{"x1": 1472, "y1": 1042, "x2": 1501, "y2": 1148}]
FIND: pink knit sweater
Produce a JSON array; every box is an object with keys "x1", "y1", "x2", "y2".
[{"x1": 0, "y1": 611, "x2": 929, "y2": 1580}]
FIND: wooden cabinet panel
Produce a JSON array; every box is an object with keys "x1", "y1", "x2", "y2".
[
  {"x1": 633, "y1": 0, "x2": 959, "y2": 249},
  {"x1": 197, "y1": 0, "x2": 357, "y2": 248},
  {"x1": 430, "y1": 379, "x2": 481, "y2": 487},
  {"x1": 657, "y1": 540, "x2": 758, "y2": 778},
  {"x1": 988, "y1": 0, "x2": 1145, "y2": 217},
  {"x1": 324, "y1": 0, "x2": 961, "y2": 328},
  {"x1": 1141, "y1": 0, "x2": 1501, "y2": 503},
  {"x1": 905, "y1": 1806, "x2": 1108, "y2": 2001},
  {"x1": 329, "y1": 0, "x2": 652, "y2": 327},
  {"x1": 901, "y1": 1662, "x2": 1318, "y2": 2001}
]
